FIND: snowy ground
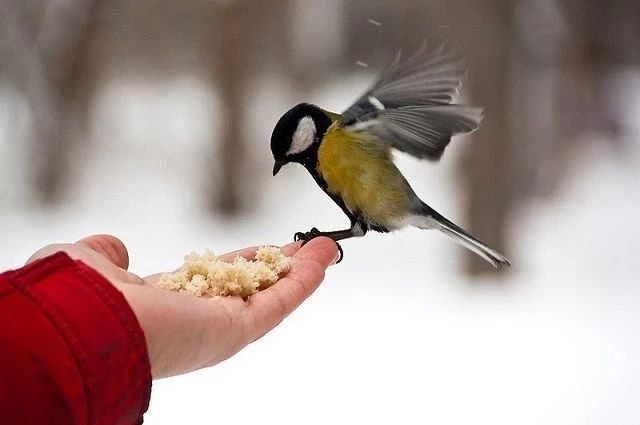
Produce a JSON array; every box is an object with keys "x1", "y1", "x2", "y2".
[{"x1": 1, "y1": 75, "x2": 639, "y2": 424}]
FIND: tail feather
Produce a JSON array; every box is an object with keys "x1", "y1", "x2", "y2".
[{"x1": 410, "y1": 206, "x2": 511, "y2": 269}]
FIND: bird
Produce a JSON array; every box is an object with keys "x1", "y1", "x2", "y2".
[{"x1": 270, "y1": 42, "x2": 510, "y2": 268}]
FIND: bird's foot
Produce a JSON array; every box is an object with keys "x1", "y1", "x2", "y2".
[
  {"x1": 293, "y1": 227, "x2": 344, "y2": 264},
  {"x1": 293, "y1": 227, "x2": 320, "y2": 243}
]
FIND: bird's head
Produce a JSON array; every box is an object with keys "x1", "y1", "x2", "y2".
[{"x1": 270, "y1": 103, "x2": 332, "y2": 176}]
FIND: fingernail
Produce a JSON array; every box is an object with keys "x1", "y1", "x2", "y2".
[{"x1": 330, "y1": 250, "x2": 342, "y2": 266}]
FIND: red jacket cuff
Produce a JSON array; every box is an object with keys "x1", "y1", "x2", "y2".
[{"x1": 0, "y1": 252, "x2": 152, "y2": 425}]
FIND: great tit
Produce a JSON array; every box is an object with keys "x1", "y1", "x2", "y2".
[{"x1": 270, "y1": 43, "x2": 510, "y2": 268}]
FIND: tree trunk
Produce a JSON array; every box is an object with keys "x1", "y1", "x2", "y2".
[
  {"x1": 449, "y1": 0, "x2": 514, "y2": 276},
  {"x1": 210, "y1": 1, "x2": 248, "y2": 214}
]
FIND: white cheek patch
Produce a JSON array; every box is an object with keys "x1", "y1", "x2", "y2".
[{"x1": 287, "y1": 116, "x2": 316, "y2": 155}]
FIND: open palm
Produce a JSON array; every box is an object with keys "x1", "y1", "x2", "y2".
[{"x1": 28, "y1": 234, "x2": 339, "y2": 378}]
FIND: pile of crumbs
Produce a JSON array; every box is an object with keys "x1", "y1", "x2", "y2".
[{"x1": 158, "y1": 247, "x2": 292, "y2": 298}]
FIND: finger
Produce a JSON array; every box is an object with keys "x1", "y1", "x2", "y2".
[
  {"x1": 26, "y1": 243, "x2": 74, "y2": 265},
  {"x1": 75, "y1": 234, "x2": 130, "y2": 270},
  {"x1": 144, "y1": 242, "x2": 305, "y2": 287},
  {"x1": 245, "y1": 237, "x2": 338, "y2": 336},
  {"x1": 217, "y1": 246, "x2": 261, "y2": 263},
  {"x1": 279, "y1": 241, "x2": 303, "y2": 257},
  {"x1": 75, "y1": 235, "x2": 143, "y2": 285},
  {"x1": 217, "y1": 241, "x2": 302, "y2": 263}
]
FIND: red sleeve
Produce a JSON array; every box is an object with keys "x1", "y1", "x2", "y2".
[{"x1": 0, "y1": 252, "x2": 152, "y2": 425}]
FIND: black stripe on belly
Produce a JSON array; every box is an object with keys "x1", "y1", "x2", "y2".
[{"x1": 304, "y1": 163, "x2": 390, "y2": 233}]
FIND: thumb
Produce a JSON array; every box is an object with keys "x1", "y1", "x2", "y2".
[{"x1": 75, "y1": 234, "x2": 130, "y2": 270}]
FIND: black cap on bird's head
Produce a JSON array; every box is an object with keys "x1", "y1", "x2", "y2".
[{"x1": 270, "y1": 103, "x2": 332, "y2": 176}]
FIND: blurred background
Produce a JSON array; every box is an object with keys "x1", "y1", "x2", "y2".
[{"x1": 1, "y1": 0, "x2": 639, "y2": 424}]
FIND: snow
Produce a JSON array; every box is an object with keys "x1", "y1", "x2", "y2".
[{"x1": 1, "y1": 74, "x2": 639, "y2": 425}]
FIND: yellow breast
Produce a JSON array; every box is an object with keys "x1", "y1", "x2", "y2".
[{"x1": 316, "y1": 123, "x2": 412, "y2": 227}]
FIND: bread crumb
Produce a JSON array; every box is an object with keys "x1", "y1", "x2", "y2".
[
  {"x1": 158, "y1": 247, "x2": 291, "y2": 298},
  {"x1": 184, "y1": 274, "x2": 208, "y2": 297}
]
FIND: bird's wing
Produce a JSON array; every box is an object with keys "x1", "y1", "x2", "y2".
[{"x1": 339, "y1": 42, "x2": 483, "y2": 161}]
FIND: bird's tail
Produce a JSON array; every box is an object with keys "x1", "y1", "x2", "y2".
[{"x1": 411, "y1": 204, "x2": 511, "y2": 269}]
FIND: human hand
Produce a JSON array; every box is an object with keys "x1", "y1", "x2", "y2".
[{"x1": 27, "y1": 234, "x2": 339, "y2": 379}]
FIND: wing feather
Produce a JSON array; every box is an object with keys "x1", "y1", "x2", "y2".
[{"x1": 340, "y1": 42, "x2": 482, "y2": 160}]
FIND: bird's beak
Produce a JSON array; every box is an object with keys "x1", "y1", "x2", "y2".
[{"x1": 272, "y1": 159, "x2": 285, "y2": 176}]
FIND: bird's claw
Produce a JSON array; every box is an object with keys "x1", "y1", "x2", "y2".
[
  {"x1": 292, "y1": 227, "x2": 344, "y2": 264},
  {"x1": 293, "y1": 227, "x2": 320, "y2": 243}
]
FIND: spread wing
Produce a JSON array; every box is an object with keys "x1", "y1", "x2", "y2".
[{"x1": 340, "y1": 42, "x2": 483, "y2": 161}]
